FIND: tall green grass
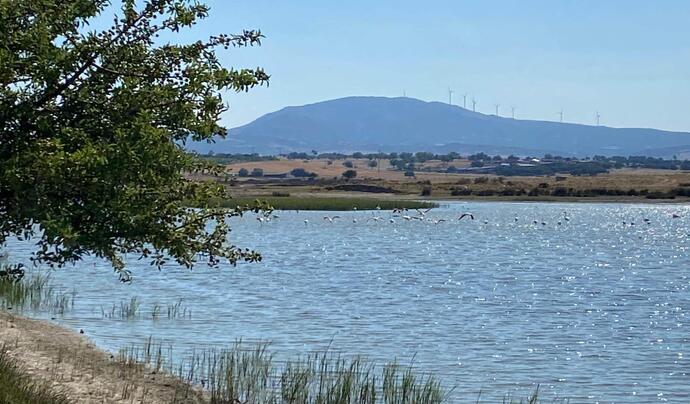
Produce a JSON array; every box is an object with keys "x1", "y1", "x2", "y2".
[
  {"x1": 117, "y1": 339, "x2": 450, "y2": 404},
  {"x1": 101, "y1": 298, "x2": 192, "y2": 320},
  {"x1": 209, "y1": 197, "x2": 437, "y2": 211},
  {"x1": 0, "y1": 346, "x2": 70, "y2": 404},
  {"x1": 0, "y1": 274, "x2": 74, "y2": 314}
]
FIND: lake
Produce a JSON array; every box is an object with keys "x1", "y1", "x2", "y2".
[{"x1": 4, "y1": 201, "x2": 690, "y2": 402}]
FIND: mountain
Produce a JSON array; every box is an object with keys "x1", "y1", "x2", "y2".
[{"x1": 190, "y1": 96, "x2": 690, "y2": 157}]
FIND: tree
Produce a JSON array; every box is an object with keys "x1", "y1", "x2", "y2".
[
  {"x1": 238, "y1": 168, "x2": 250, "y2": 177},
  {"x1": 342, "y1": 170, "x2": 357, "y2": 180},
  {"x1": 367, "y1": 160, "x2": 378, "y2": 168},
  {"x1": 0, "y1": 0, "x2": 270, "y2": 281},
  {"x1": 343, "y1": 160, "x2": 354, "y2": 168},
  {"x1": 250, "y1": 168, "x2": 264, "y2": 177},
  {"x1": 290, "y1": 168, "x2": 317, "y2": 178}
]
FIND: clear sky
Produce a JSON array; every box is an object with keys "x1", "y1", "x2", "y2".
[{"x1": 111, "y1": 1, "x2": 690, "y2": 132}]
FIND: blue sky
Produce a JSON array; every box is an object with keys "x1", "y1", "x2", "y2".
[{"x1": 105, "y1": 1, "x2": 690, "y2": 131}]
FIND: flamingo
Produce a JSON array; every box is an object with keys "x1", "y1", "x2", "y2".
[
  {"x1": 415, "y1": 208, "x2": 433, "y2": 217},
  {"x1": 458, "y1": 213, "x2": 474, "y2": 221}
]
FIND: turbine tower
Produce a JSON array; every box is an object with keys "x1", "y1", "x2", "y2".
[
  {"x1": 463, "y1": 93, "x2": 468, "y2": 109},
  {"x1": 472, "y1": 98, "x2": 477, "y2": 112},
  {"x1": 558, "y1": 109, "x2": 564, "y2": 123},
  {"x1": 511, "y1": 106, "x2": 516, "y2": 119},
  {"x1": 596, "y1": 111, "x2": 601, "y2": 126},
  {"x1": 448, "y1": 88, "x2": 454, "y2": 105},
  {"x1": 494, "y1": 104, "x2": 500, "y2": 116}
]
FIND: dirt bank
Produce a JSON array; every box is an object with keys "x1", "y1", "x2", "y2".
[{"x1": 0, "y1": 311, "x2": 205, "y2": 404}]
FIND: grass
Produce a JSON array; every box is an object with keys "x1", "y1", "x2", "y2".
[
  {"x1": 101, "y1": 297, "x2": 192, "y2": 320},
  {"x1": 0, "y1": 274, "x2": 74, "y2": 315},
  {"x1": 117, "y1": 338, "x2": 451, "y2": 404},
  {"x1": 209, "y1": 196, "x2": 437, "y2": 211},
  {"x1": 0, "y1": 346, "x2": 70, "y2": 404}
]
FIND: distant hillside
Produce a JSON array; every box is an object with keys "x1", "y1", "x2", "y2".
[{"x1": 190, "y1": 96, "x2": 690, "y2": 157}]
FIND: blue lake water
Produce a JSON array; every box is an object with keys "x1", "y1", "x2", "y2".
[{"x1": 4, "y1": 201, "x2": 690, "y2": 402}]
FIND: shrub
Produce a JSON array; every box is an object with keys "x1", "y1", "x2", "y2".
[
  {"x1": 271, "y1": 191, "x2": 290, "y2": 197},
  {"x1": 404, "y1": 170, "x2": 415, "y2": 177},
  {"x1": 367, "y1": 160, "x2": 378, "y2": 168},
  {"x1": 420, "y1": 186, "x2": 432, "y2": 196},
  {"x1": 290, "y1": 168, "x2": 317, "y2": 178},
  {"x1": 473, "y1": 189, "x2": 496, "y2": 196},
  {"x1": 551, "y1": 187, "x2": 570, "y2": 197},
  {"x1": 250, "y1": 168, "x2": 264, "y2": 177},
  {"x1": 343, "y1": 160, "x2": 354, "y2": 168},
  {"x1": 450, "y1": 188, "x2": 471, "y2": 196},
  {"x1": 473, "y1": 177, "x2": 489, "y2": 184},
  {"x1": 238, "y1": 168, "x2": 249, "y2": 177},
  {"x1": 342, "y1": 170, "x2": 357, "y2": 180}
]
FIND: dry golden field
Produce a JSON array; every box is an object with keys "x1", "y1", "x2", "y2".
[{"x1": 212, "y1": 158, "x2": 690, "y2": 202}]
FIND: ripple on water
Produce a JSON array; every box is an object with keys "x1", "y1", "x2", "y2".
[{"x1": 3, "y1": 201, "x2": 690, "y2": 402}]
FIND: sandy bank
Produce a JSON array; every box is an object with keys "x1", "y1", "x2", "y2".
[{"x1": 0, "y1": 311, "x2": 205, "y2": 404}]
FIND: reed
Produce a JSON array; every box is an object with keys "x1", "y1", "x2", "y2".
[
  {"x1": 0, "y1": 274, "x2": 75, "y2": 314},
  {"x1": 118, "y1": 338, "x2": 450, "y2": 404},
  {"x1": 103, "y1": 298, "x2": 192, "y2": 320}
]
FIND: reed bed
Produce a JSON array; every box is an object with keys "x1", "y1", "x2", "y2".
[
  {"x1": 0, "y1": 274, "x2": 75, "y2": 315},
  {"x1": 117, "y1": 338, "x2": 451, "y2": 404},
  {"x1": 101, "y1": 297, "x2": 192, "y2": 320}
]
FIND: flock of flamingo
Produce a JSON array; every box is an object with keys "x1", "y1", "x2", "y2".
[{"x1": 254, "y1": 207, "x2": 684, "y2": 227}]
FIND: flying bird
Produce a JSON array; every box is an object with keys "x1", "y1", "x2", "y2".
[
  {"x1": 458, "y1": 213, "x2": 474, "y2": 221},
  {"x1": 415, "y1": 208, "x2": 433, "y2": 217},
  {"x1": 323, "y1": 215, "x2": 341, "y2": 223}
]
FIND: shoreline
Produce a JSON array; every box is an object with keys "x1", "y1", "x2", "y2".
[
  {"x1": 0, "y1": 310, "x2": 204, "y2": 404},
  {"x1": 221, "y1": 193, "x2": 690, "y2": 211}
]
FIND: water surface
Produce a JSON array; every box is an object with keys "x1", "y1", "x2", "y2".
[{"x1": 5, "y1": 202, "x2": 690, "y2": 402}]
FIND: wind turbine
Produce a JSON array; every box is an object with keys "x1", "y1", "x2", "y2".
[
  {"x1": 494, "y1": 104, "x2": 500, "y2": 116},
  {"x1": 511, "y1": 106, "x2": 516, "y2": 119},
  {"x1": 596, "y1": 111, "x2": 601, "y2": 126},
  {"x1": 472, "y1": 98, "x2": 477, "y2": 112},
  {"x1": 463, "y1": 93, "x2": 468, "y2": 109},
  {"x1": 448, "y1": 88, "x2": 454, "y2": 105},
  {"x1": 558, "y1": 109, "x2": 564, "y2": 123}
]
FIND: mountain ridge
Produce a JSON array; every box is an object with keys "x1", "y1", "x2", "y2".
[{"x1": 189, "y1": 96, "x2": 690, "y2": 157}]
